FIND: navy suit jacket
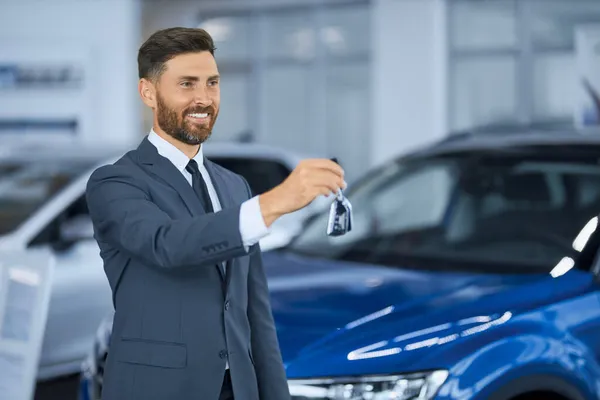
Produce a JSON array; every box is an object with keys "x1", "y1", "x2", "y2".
[{"x1": 85, "y1": 137, "x2": 290, "y2": 400}]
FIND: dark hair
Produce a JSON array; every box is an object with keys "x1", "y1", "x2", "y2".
[{"x1": 138, "y1": 27, "x2": 216, "y2": 81}]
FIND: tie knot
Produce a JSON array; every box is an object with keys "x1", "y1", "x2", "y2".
[{"x1": 186, "y1": 159, "x2": 200, "y2": 175}]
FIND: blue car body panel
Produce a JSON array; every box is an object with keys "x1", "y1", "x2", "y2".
[
  {"x1": 80, "y1": 249, "x2": 600, "y2": 400},
  {"x1": 260, "y1": 250, "x2": 600, "y2": 399}
]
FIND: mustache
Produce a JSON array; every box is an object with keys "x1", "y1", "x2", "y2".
[{"x1": 184, "y1": 106, "x2": 215, "y2": 115}]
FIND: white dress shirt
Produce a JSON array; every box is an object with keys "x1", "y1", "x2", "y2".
[{"x1": 147, "y1": 130, "x2": 270, "y2": 249}]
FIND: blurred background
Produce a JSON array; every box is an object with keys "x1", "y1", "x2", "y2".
[
  {"x1": 4, "y1": 0, "x2": 600, "y2": 183},
  {"x1": 3, "y1": 0, "x2": 600, "y2": 399}
]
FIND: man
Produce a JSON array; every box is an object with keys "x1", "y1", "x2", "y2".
[{"x1": 85, "y1": 27, "x2": 345, "y2": 400}]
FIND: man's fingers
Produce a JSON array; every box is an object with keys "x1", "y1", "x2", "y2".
[
  {"x1": 301, "y1": 159, "x2": 345, "y2": 178},
  {"x1": 315, "y1": 186, "x2": 333, "y2": 198},
  {"x1": 307, "y1": 170, "x2": 344, "y2": 194}
]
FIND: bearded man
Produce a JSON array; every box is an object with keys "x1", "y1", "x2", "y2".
[{"x1": 85, "y1": 27, "x2": 345, "y2": 400}]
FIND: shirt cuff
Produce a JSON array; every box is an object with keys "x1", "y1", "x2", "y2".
[{"x1": 239, "y1": 195, "x2": 270, "y2": 249}]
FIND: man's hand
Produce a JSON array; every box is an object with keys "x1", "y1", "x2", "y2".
[{"x1": 258, "y1": 159, "x2": 346, "y2": 227}]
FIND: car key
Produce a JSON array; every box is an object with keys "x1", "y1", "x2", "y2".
[{"x1": 327, "y1": 158, "x2": 353, "y2": 236}]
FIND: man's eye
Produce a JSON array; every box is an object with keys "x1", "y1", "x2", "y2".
[{"x1": 181, "y1": 82, "x2": 192, "y2": 88}]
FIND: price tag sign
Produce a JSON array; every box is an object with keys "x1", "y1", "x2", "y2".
[{"x1": 0, "y1": 252, "x2": 54, "y2": 400}]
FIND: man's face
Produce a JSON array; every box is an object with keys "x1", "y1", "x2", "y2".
[{"x1": 148, "y1": 51, "x2": 220, "y2": 145}]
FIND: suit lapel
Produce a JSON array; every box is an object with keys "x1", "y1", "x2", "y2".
[
  {"x1": 134, "y1": 138, "x2": 236, "y2": 289},
  {"x1": 204, "y1": 159, "x2": 236, "y2": 290},
  {"x1": 135, "y1": 137, "x2": 205, "y2": 216},
  {"x1": 204, "y1": 158, "x2": 235, "y2": 210}
]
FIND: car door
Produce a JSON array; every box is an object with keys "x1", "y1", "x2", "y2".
[{"x1": 28, "y1": 194, "x2": 113, "y2": 379}]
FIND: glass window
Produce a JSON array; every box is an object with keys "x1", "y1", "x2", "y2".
[
  {"x1": 211, "y1": 157, "x2": 291, "y2": 195},
  {"x1": 0, "y1": 160, "x2": 95, "y2": 235},
  {"x1": 449, "y1": 0, "x2": 600, "y2": 128},
  {"x1": 451, "y1": 56, "x2": 518, "y2": 131},
  {"x1": 260, "y1": 65, "x2": 311, "y2": 152},
  {"x1": 211, "y1": 72, "x2": 251, "y2": 142},
  {"x1": 196, "y1": 5, "x2": 372, "y2": 175},
  {"x1": 263, "y1": 9, "x2": 315, "y2": 61},
  {"x1": 532, "y1": 53, "x2": 576, "y2": 119},
  {"x1": 368, "y1": 164, "x2": 453, "y2": 235},
  {"x1": 450, "y1": 0, "x2": 517, "y2": 50},
  {"x1": 571, "y1": 173, "x2": 600, "y2": 208},
  {"x1": 325, "y1": 61, "x2": 369, "y2": 182},
  {"x1": 199, "y1": 16, "x2": 252, "y2": 61},
  {"x1": 322, "y1": 4, "x2": 370, "y2": 58},
  {"x1": 289, "y1": 150, "x2": 600, "y2": 272},
  {"x1": 0, "y1": 163, "x2": 21, "y2": 175},
  {"x1": 529, "y1": 0, "x2": 600, "y2": 49}
]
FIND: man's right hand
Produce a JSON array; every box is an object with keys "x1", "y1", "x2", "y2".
[{"x1": 258, "y1": 159, "x2": 346, "y2": 227}]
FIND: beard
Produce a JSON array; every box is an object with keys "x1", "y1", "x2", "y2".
[{"x1": 155, "y1": 92, "x2": 218, "y2": 145}]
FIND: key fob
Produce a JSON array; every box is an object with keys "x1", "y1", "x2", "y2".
[{"x1": 327, "y1": 190, "x2": 353, "y2": 236}]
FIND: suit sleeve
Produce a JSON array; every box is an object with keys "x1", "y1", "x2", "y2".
[
  {"x1": 85, "y1": 164, "x2": 248, "y2": 270},
  {"x1": 242, "y1": 178, "x2": 291, "y2": 400}
]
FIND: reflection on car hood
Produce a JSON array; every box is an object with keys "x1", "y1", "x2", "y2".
[
  {"x1": 261, "y1": 251, "x2": 572, "y2": 377},
  {"x1": 93, "y1": 249, "x2": 589, "y2": 378}
]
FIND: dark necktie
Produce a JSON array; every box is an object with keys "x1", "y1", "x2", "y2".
[
  {"x1": 185, "y1": 159, "x2": 214, "y2": 213},
  {"x1": 186, "y1": 159, "x2": 226, "y2": 277}
]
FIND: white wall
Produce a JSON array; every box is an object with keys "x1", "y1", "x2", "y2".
[
  {"x1": 0, "y1": 0, "x2": 141, "y2": 147},
  {"x1": 0, "y1": 0, "x2": 451, "y2": 167},
  {"x1": 370, "y1": 0, "x2": 448, "y2": 167}
]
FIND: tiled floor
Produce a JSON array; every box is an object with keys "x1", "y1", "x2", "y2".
[{"x1": 35, "y1": 375, "x2": 78, "y2": 400}]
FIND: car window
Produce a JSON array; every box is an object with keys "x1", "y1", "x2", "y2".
[
  {"x1": 0, "y1": 160, "x2": 94, "y2": 236},
  {"x1": 289, "y1": 153, "x2": 600, "y2": 273},
  {"x1": 210, "y1": 157, "x2": 292, "y2": 195},
  {"x1": 0, "y1": 163, "x2": 22, "y2": 175},
  {"x1": 369, "y1": 164, "x2": 452, "y2": 235},
  {"x1": 29, "y1": 193, "x2": 93, "y2": 247}
]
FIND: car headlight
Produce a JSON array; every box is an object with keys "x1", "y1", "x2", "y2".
[{"x1": 288, "y1": 370, "x2": 448, "y2": 400}]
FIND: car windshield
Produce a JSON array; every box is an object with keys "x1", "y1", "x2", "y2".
[
  {"x1": 210, "y1": 157, "x2": 292, "y2": 195},
  {"x1": 0, "y1": 159, "x2": 96, "y2": 235},
  {"x1": 288, "y1": 149, "x2": 600, "y2": 272}
]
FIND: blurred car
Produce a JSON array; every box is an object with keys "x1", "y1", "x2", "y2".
[
  {"x1": 82, "y1": 128, "x2": 600, "y2": 400},
  {"x1": 0, "y1": 139, "x2": 319, "y2": 382}
]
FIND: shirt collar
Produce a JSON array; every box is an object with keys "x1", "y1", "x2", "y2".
[{"x1": 148, "y1": 129, "x2": 204, "y2": 172}]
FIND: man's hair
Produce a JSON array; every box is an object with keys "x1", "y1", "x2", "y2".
[{"x1": 138, "y1": 27, "x2": 216, "y2": 81}]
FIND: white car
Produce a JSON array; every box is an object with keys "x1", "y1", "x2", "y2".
[{"x1": 0, "y1": 139, "x2": 323, "y2": 382}]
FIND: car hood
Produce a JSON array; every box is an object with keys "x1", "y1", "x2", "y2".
[{"x1": 261, "y1": 251, "x2": 574, "y2": 377}]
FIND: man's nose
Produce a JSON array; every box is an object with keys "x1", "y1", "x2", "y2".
[{"x1": 192, "y1": 87, "x2": 212, "y2": 106}]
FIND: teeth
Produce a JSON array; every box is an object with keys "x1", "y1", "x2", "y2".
[{"x1": 188, "y1": 113, "x2": 208, "y2": 118}]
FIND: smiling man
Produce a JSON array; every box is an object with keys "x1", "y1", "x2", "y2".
[{"x1": 85, "y1": 27, "x2": 345, "y2": 400}]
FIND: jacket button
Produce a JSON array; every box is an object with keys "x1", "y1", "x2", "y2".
[
  {"x1": 224, "y1": 300, "x2": 230, "y2": 311},
  {"x1": 219, "y1": 350, "x2": 228, "y2": 359}
]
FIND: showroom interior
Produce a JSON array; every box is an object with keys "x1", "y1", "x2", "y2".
[{"x1": 4, "y1": 0, "x2": 600, "y2": 399}]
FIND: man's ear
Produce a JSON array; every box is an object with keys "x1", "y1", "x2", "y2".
[{"x1": 139, "y1": 78, "x2": 156, "y2": 108}]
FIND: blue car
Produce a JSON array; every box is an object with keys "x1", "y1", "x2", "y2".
[{"x1": 81, "y1": 129, "x2": 600, "y2": 400}]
